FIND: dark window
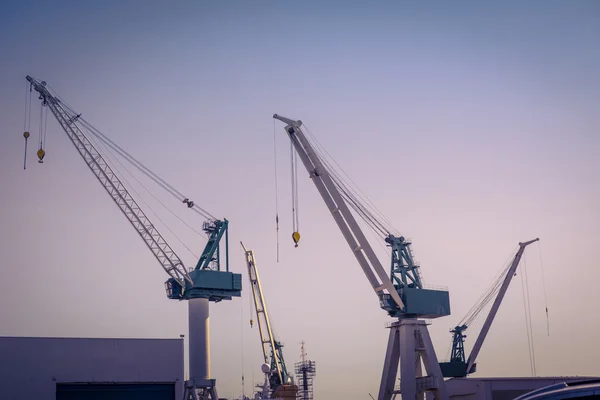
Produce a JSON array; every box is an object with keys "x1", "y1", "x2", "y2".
[{"x1": 56, "y1": 383, "x2": 175, "y2": 400}]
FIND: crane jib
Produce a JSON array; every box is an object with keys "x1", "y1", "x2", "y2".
[
  {"x1": 273, "y1": 114, "x2": 452, "y2": 320},
  {"x1": 26, "y1": 76, "x2": 242, "y2": 303}
]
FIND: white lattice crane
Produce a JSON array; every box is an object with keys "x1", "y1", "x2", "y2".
[{"x1": 25, "y1": 76, "x2": 242, "y2": 400}]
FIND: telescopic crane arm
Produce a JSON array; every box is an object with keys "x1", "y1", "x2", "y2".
[
  {"x1": 272, "y1": 115, "x2": 405, "y2": 311},
  {"x1": 26, "y1": 76, "x2": 192, "y2": 287},
  {"x1": 465, "y1": 238, "x2": 539, "y2": 374}
]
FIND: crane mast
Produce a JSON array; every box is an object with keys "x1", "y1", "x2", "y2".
[
  {"x1": 241, "y1": 242, "x2": 297, "y2": 399},
  {"x1": 26, "y1": 76, "x2": 191, "y2": 287}
]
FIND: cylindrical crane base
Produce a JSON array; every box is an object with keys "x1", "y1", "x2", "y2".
[{"x1": 189, "y1": 297, "x2": 210, "y2": 380}]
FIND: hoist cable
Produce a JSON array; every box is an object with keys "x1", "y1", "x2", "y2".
[
  {"x1": 248, "y1": 248, "x2": 255, "y2": 327},
  {"x1": 290, "y1": 140, "x2": 300, "y2": 235},
  {"x1": 290, "y1": 141, "x2": 295, "y2": 233},
  {"x1": 240, "y1": 265, "x2": 246, "y2": 398},
  {"x1": 28, "y1": 86, "x2": 32, "y2": 131},
  {"x1": 338, "y1": 184, "x2": 388, "y2": 236},
  {"x1": 77, "y1": 117, "x2": 216, "y2": 221},
  {"x1": 38, "y1": 103, "x2": 44, "y2": 149},
  {"x1": 538, "y1": 242, "x2": 550, "y2": 336},
  {"x1": 23, "y1": 140, "x2": 28, "y2": 170},
  {"x1": 273, "y1": 120, "x2": 280, "y2": 262},
  {"x1": 323, "y1": 153, "x2": 391, "y2": 235},
  {"x1": 523, "y1": 254, "x2": 537, "y2": 376},
  {"x1": 520, "y1": 258, "x2": 535, "y2": 377},
  {"x1": 83, "y1": 123, "x2": 200, "y2": 259},
  {"x1": 23, "y1": 82, "x2": 31, "y2": 170},
  {"x1": 294, "y1": 150, "x2": 299, "y2": 233},
  {"x1": 291, "y1": 123, "x2": 398, "y2": 264},
  {"x1": 81, "y1": 121, "x2": 214, "y2": 222},
  {"x1": 83, "y1": 126, "x2": 206, "y2": 238},
  {"x1": 333, "y1": 174, "x2": 389, "y2": 237},
  {"x1": 40, "y1": 84, "x2": 217, "y2": 222},
  {"x1": 458, "y1": 246, "x2": 518, "y2": 328},
  {"x1": 312, "y1": 144, "x2": 389, "y2": 236},
  {"x1": 303, "y1": 123, "x2": 400, "y2": 236},
  {"x1": 23, "y1": 81, "x2": 28, "y2": 132},
  {"x1": 330, "y1": 169, "x2": 389, "y2": 236},
  {"x1": 314, "y1": 140, "x2": 394, "y2": 237},
  {"x1": 461, "y1": 265, "x2": 507, "y2": 327},
  {"x1": 43, "y1": 106, "x2": 48, "y2": 150},
  {"x1": 287, "y1": 123, "x2": 392, "y2": 257}
]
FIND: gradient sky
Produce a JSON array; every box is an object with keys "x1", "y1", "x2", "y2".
[{"x1": 1, "y1": 1, "x2": 599, "y2": 399}]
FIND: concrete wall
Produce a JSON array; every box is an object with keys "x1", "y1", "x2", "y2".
[
  {"x1": 0, "y1": 336, "x2": 184, "y2": 400},
  {"x1": 445, "y1": 377, "x2": 600, "y2": 400}
]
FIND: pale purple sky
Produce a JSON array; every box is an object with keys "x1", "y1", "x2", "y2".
[{"x1": 1, "y1": 1, "x2": 599, "y2": 399}]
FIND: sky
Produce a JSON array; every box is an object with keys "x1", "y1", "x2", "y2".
[{"x1": 1, "y1": 1, "x2": 599, "y2": 399}]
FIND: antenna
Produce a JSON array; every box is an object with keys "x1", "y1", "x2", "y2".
[{"x1": 294, "y1": 342, "x2": 316, "y2": 400}]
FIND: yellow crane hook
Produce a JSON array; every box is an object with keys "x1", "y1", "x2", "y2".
[
  {"x1": 37, "y1": 147, "x2": 45, "y2": 163},
  {"x1": 292, "y1": 231, "x2": 301, "y2": 248}
]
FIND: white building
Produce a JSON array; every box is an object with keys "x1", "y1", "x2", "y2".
[{"x1": 0, "y1": 336, "x2": 184, "y2": 400}]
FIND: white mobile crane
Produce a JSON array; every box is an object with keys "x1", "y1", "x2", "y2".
[
  {"x1": 440, "y1": 238, "x2": 540, "y2": 377},
  {"x1": 273, "y1": 115, "x2": 451, "y2": 400},
  {"x1": 25, "y1": 76, "x2": 242, "y2": 400},
  {"x1": 241, "y1": 242, "x2": 298, "y2": 400}
]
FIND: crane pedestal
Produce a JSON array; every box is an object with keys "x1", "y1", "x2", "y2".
[
  {"x1": 378, "y1": 319, "x2": 448, "y2": 400},
  {"x1": 183, "y1": 379, "x2": 218, "y2": 400},
  {"x1": 184, "y1": 298, "x2": 219, "y2": 400}
]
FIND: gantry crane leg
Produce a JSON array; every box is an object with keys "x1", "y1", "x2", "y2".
[
  {"x1": 379, "y1": 320, "x2": 448, "y2": 400},
  {"x1": 183, "y1": 385, "x2": 218, "y2": 400}
]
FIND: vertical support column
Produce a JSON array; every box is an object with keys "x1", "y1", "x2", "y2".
[
  {"x1": 416, "y1": 352, "x2": 424, "y2": 400},
  {"x1": 379, "y1": 326, "x2": 400, "y2": 400},
  {"x1": 399, "y1": 321, "x2": 418, "y2": 400},
  {"x1": 184, "y1": 298, "x2": 219, "y2": 400},
  {"x1": 189, "y1": 297, "x2": 210, "y2": 380},
  {"x1": 417, "y1": 322, "x2": 449, "y2": 400}
]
